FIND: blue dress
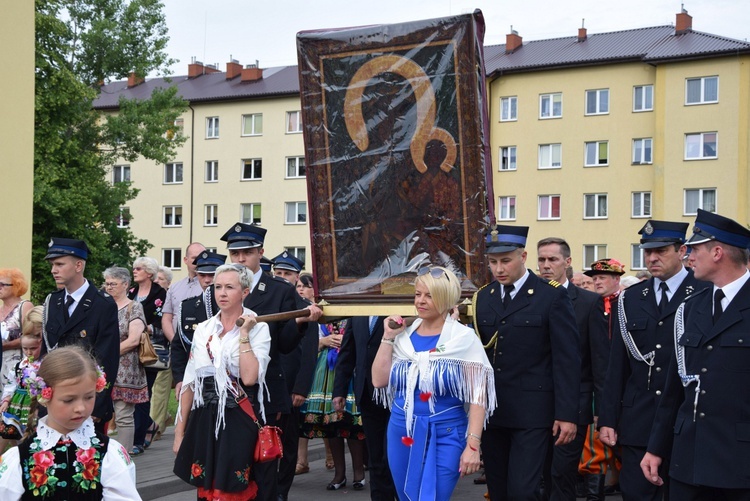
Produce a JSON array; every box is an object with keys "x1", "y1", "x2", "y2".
[{"x1": 386, "y1": 332, "x2": 467, "y2": 501}]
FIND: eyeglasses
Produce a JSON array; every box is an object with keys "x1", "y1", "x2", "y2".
[
  {"x1": 417, "y1": 267, "x2": 448, "y2": 280},
  {"x1": 132, "y1": 267, "x2": 143, "y2": 272},
  {"x1": 104, "y1": 282, "x2": 122, "y2": 288},
  {"x1": 0, "y1": 283, "x2": 12, "y2": 288}
]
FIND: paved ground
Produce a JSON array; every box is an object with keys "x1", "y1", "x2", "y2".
[{"x1": 137, "y1": 426, "x2": 623, "y2": 500}]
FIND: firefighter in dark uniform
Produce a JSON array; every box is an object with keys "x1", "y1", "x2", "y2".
[
  {"x1": 643, "y1": 210, "x2": 750, "y2": 499},
  {"x1": 221, "y1": 222, "x2": 322, "y2": 501},
  {"x1": 171, "y1": 251, "x2": 225, "y2": 387},
  {"x1": 42, "y1": 237, "x2": 120, "y2": 434},
  {"x1": 473, "y1": 225, "x2": 580, "y2": 501},
  {"x1": 599, "y1": 220, "x2": 708, "y2": 500}
]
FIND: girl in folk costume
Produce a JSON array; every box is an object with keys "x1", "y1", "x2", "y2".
[
  {"x1": 0, "y1": 346, "x2": 140, "y2": 500},
  {"x1": 372, "y1": 266, "x2": 497, "y2": 501},
  {"x1": 0, "y1": 307, "x2": 45, "y2": 445},
  {"x1": 173, "y1": 264, "x2": 271, "y2": 501}
]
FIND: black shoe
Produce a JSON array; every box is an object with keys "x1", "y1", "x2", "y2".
[
  {"x1": 353, "y1": 478, "x2": 366, "y2": 490},
  {"x1": 604, "y1": 483, "x2": 620, "y2": 496},
  {"x1": 327, "y1": 477, "x2": 346, "y2": 490}
]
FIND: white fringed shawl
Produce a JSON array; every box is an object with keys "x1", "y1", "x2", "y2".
[
  {"x1": 376, "y1": 316, "x2": 496, "y2": 437},
  {"x1": 179, "y1": 307, "x2": 271, "y2": 437}
]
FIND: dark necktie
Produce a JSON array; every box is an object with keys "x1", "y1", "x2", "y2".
[
  {"x1": 713, "y1": 288, "x2": 725, "y2": 324},
  {"x1": 657, "y1": 282, "x2": 669, "y2": 314},
  {"x1": 369, "y1": 316, "x2": 377, "y2": 336},
  {"x1": 63, "y1": 295, "x2": 75, "y2": 322},
  {"x1": 503, "y1": 285, "x2": 514, "y2": 308}
]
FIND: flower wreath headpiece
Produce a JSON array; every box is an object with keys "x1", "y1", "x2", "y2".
[{"x1": 24, "y1": 364, "x2": 107, "y2": 405}]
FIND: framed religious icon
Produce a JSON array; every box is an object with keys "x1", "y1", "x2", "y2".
[{"x1": 297, "y1": 11, "x2": 493, "y2": 301}]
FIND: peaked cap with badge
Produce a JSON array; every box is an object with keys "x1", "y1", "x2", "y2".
[
  {"x1": 638, "y1": 220, "x2": 689, "y2": 249},
  {"x1": 44, "y1": 237, "x2": 90, "y2": 260},
  {"x1": 685, "y1": 208, "x2": 750, "y2": 249},
  {"x1": 272, "y1": 251, "x2": 304, "y2": 273},
  {"x1": 193, "y1": 251, "x2": 227, "y2": 274},
  {"x1": 485, "y1": 225, "x2": 529, "y2": 254},
  {"x1": 220, "y1": 222, "x2": 267, "y2": 250}
]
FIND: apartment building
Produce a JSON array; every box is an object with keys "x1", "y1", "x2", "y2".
[
  {"x1": 94, "y1": 10, "x2": 750, "y2": 280},
  {"x1": 485, "y1": 11, "x2": 750, "y2": 272}
]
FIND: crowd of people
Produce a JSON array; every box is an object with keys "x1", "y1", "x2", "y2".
[{"x1": 0, "y1": 208, "x2": 748, "y2": 500}]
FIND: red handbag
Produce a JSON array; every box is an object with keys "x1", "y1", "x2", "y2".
[{"x1": 236, "y1": 393, "x2": 283, "y2": 463}]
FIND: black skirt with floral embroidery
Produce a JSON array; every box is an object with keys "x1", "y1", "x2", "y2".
[{"x1": 174, "y1": 377, "x2": 260, "y2": 500}]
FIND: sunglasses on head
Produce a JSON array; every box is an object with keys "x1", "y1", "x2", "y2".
[{"x1": 417, "y1": 267, "x2": 448, "y2": 280}]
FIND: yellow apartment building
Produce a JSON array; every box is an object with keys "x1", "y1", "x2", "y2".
[
  {"x1": 95, "y1": 10, "x2": 750, "y2": 280},
  {"x1": 485, "y1": 11, "x2": 750, "y2": 273}
]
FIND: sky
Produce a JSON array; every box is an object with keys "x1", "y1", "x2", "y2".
[{"x1": 160, "y1": 0, "x2": 750, "y2": 75}]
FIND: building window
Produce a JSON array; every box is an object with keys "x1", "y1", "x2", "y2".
[
  {"x1": 685, "y1": 132, "x2": 717, "y2": 160},
  {"x1": 113, "y1": 165, "x2": 130, "y2": 183},
  {"x1": 539, "y1": 93, "x2": 562, "y2": 119},
  {"x1": 241, "y1": 159, "x2": 262, "y2": 180},
  {"x1": 163, "y1": 206, "x2": 182, "y2": 227},
  {"x1": 285, "y1": 202, "x2": 307, "y2": 224},
  {"x1": 286, "y1": 157, "x2": 306, "y2": 178},
  {"x1": 686, "y1": 76, "x2": 718, "y2": 105},
  {"x1": 633, "y1": 85, "x2": 654, "y2": 112},
  {"x1": 162, "y1": 248, "x2": 182, "y2": 270},
  {"x1": 167, "y1": 118, "x2": 184, "y2": 141},
  {"x1": 584, "y1": 194, "x2": 608, "y2": 219},
  {"x1": 631, "y1": 244, "x2": 646, "y2": 270},
  {"x1": 632, "y1": 192, "x2": 652, "y2": 218},
  {"x1": 116, "y1": 207, "x2": 130, "y2": 228},
  {"x1": 205, "y1": 161, "x2": 219, "y2": 182},
  {"x1": 632, "y1": 138, "x2": 653, "y2": 164},
  {"x1": 164, "y1": 163, "x2": 183, "y2": 184},
  {"x1": 287, "y1": 111, "x2": 303, "y2": 133},
  {"x1": 206, "y1": 116, "x2": 219, "y2": 138},
  {"x1": 684, "y1": 188, "x2": 716, "y2": 215},
  {"x1": 538, "y1": 195, "x2": 561, "y2": 220},
  {"x1": 583, "y1": 245, "x2": 607, "y2": 269},
  {"x1": 285, "y1": 246, "x2": 306, "y2": 263},
  {"x1": 538, "y1": 144, "x2": 562, "y2": 169},
  {"x1": 500, "y1": 97, "x2": 517, "y2": 121},
  {"x1": 241, "y1": 113, "x2": 263, "y2": 136},
  {"x1": 585, "y1": 141, "x2": 609, "y2": 167},
  {"x1": 499, "y1": 146, "x2": 517, "y2": 171},
  {"x1": 585, "y1": 89, "x2": 609, "y2": 115},
  {"x1": 204, "y1": 204, "x2": 218, "y2": 226},
  {"x1": 498, "y1": 196, "x2": 516, "y2": 221},
  {"x1": 240, "y1": 203, "x2": 261, "y2": 225}
]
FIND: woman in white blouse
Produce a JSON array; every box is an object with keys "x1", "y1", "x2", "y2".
[{"x1": 172, "y1": 264, "x2": 271, "y2": 500}]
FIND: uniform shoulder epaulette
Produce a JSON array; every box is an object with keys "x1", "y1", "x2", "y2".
[{"x1": 547, "y1": 279, "x2": 561, "y2": 288}]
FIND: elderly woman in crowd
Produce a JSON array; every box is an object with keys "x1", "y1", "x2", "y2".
[
  {"x1": 0, "y1": 269, "x2": 33, "y2": 387},
  {"x1": 127, "y1": 256, "x2": 167, "y2": 455},
  {"x1": 156, "y1": 266, "x2": 173, "y2": 290},
  {"x1": 373, "y1": 266, "x2": 497, "y2": 501},
  {"x1": 103, "y1": 266, "x2": 149, "y2": 453},
  {"x1": 173, "y1": 264, "x2": 271, "y2": 500}
]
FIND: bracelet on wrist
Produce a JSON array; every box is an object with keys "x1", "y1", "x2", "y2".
[
  {"x1": 381, "y1": 338, "x2": 395, "y2": 345},
  {"x1": 240, "y1": 348, "x2": 253, "y2": 353},
  {"x1": 239, "y1": 337, "x2": 250, "y2": 344},
  {"x1": 468, "y1": 433, "x2": 482, "y2": 443}
]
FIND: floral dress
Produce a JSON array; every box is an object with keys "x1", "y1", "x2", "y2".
[
  {"x1": 110, "y1": 302, "x2": 148, "y2": 404},
  {"x1": 0, "y1": 417, "x2": 140, "y2": 500},
  {"x1": 0, "y1": 358, "x2": 42, "y2": 439}
]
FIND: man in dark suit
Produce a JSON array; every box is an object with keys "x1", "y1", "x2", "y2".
[
  {"x1": 473, "y1": 225, "x2": 580, "y2": 501},
  {"x1": 642, "y1": 210, "x2": 750, "y2": 499},
  {"x1": 537, "y1": 237, "x2": 609, "y2": 501},
  {"x1": 221, "y1": 222, "x2": 321, "y2": 501},
  {"x1": 333, "y1": 316, "x2": 396, "y2": 501},
  {"x1": 599, "y1": 220, "x2": 708, "y2": 500},
  {"x1": 42, "y1": 237, "x2": 119, "y2": 434}
]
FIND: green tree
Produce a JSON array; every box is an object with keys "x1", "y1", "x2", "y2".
[{"x1": 32, "y1": 0, "x2": 187, "y2": 301}]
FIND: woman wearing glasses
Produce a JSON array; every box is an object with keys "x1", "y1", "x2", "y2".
[
  {"x1": 0, "y1": 269, "x2": 33, "y2": 388},
  {"x1": 372, "y1": 266, "x2": 496, "y2": 500},
  {"x1": 102, "y1": 266, "x2": 148, "y2": 453}
]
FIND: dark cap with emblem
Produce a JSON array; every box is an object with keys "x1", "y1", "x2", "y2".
[
  {"x1": 686, "y1": 209, "x2": 750, "y2": 249},
  {"x1": 220, "y1": 222, "x2": 267, "y2": 250},
  {"x1": 485, "y1": 225, "x2": 529, "y2": 254},
  {"x1": 260, "y1": 256, "x2": 274, "y2": 273},
  {"x1": 584, "y1": 258, "x2": 626, "y2": 277},
  {"x1": 272, "y1": 251, "x2": 304, "y2": 273},
  {"x1": 638, "y1": 220, "x2": 689, "y2": 249},
  {"x1": 193, "y1": 251, "x2": 227, "y2": 274},
  {"x1": 44, "y1": 237, "x2": 90, "y2": 260}
]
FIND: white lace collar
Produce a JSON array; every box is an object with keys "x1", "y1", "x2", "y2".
[{"x1": 35, "y1": 416, "x2": 97, "y2": 451}]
